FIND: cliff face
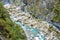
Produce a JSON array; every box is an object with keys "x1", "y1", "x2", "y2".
[
  {"x1": 24, "y1": 0, "x2": 60, "y2": 24},
  {"x1": 16, "y1": 0, "x2": 55, "y2": 21},
  {"x1": 26, "y1": 0, "x2": 55, "y2": 21},
  {"x1": 0, "y1": 2, "x2": 26, "y2": 40}
]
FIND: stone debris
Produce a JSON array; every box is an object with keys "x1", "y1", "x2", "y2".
[{"x1": 4, "y1": 4, "x2": 60, "y2": 40}]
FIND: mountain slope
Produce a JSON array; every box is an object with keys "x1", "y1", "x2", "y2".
[{"x1": 0, "y1": 2, "x2": 26, "y2": 40}]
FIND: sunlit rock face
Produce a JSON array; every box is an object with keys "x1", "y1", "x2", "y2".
[
  {"x1": 3, "y1": 4, "x2": 11, "y2": 9},
  {"x1": 0, "y1": 0, "x2": 12, "y2": 9}
]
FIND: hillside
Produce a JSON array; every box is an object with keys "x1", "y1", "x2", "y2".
[{"x1": 0, "y1": 2, "x2": 26, "y2": 40}]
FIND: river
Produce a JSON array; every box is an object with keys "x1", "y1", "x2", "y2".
[{"x1": 10, "y1": 12, "x2": 46, "y2": 40}]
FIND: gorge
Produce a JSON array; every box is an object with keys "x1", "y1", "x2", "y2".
[{"x1": 0, "y1": 0, "x2": 60, "y2": 40}]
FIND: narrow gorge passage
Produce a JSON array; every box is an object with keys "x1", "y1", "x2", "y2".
[{"x1": 1, "y1": 0, "x2": 60, "y2": 40}]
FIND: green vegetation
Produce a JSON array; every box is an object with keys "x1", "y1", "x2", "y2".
[
  {"x1": 0, "y1": 2, "x2": 26, "y2": 40},
  {"x1": 53, "y1": 0, "x2": 60, "y2": 22},
  {"x1": 27, "y1": 0, "x2": 60, "y2": 22},
  {"x1": 27, "y1": 0, "x2": 44, "y2": 16},
  {"x1": 26, "y1": 0, "x2": 50, "y2": 20}
]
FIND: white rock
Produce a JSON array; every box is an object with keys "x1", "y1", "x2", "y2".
[
  {"x1": 4, "y1": 3, "x2": 11, "y2": 9},
  {"x1": 35, "y1": 37, "x2": 40, "y2": 40}
]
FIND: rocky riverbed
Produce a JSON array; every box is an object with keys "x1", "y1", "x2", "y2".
[{"x1": 3, "y1": 4, "x2": 60, "y2": 40}]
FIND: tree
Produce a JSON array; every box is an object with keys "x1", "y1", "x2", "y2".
[{"x1": 0, "y1": 2, "x2": 9, "y2": 20}]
